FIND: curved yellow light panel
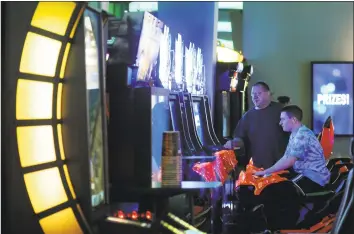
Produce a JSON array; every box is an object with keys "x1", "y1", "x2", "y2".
[
  {"x1": 63, "y1": 165, "x2": 77, "y2": 199},
  {"x1": 16, "y1": 79, "x2": 53, "y2": 120},
  {"x1": 20, "y1": 32, "x2": 62, "y2": 77},
  {"x1": 57, "y1": 124, "x2": 65, "y2": 160},
  {"x1": 24, "y1": 167, "x2": 68, "y2": 213},
  {"x1": 39, "y1": 207, "x2": 83, "y2": 234},
  {"x1": 60, "y1": 43, "x2": 72, "y2": 79},
  {"x1": 57, "y1": 83, "x2": 63, "y2": 119},
  {"x1": 16, "y1": 2, "x2": 89, "y2": 233},
  {"x1": 70, "y1": 6, "x2": 85, "y2": 39},
  {"x1": 17, "y1": 126, "x2": 56, "y2": 167},
  {"x1": 31, "y1": 2, "x2": 76, "y2": 36}
]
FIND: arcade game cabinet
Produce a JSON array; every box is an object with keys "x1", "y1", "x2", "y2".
[
  {"x1": 106, "y1": 11, "x2": 170, "y2": 192},
  {"x1": 2, "y1": 2, "x2": 116, "y2": 233},
  {"x1": 214, "y1": 57, "x2": 253, "y2": 145}
]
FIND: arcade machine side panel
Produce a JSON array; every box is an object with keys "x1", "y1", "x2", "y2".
[
  {"x1": 169, "y1": 93, "x2": 195, "y2": 156},
  {"x1": 133, "y1": 87, "x2": 171, "y2": 188},
  {"x1": 62, "y1": 7, "x2": 111, "y2": 225},
  {"x1": 229, "y1": 91, "x2": 243, "y2": 137},
  {"x1": 214, "y1": 90, "x2": 230, "y2": 143},
  {"x1": 61, "y1": 7, "x2": 92, "y2": 224},
  {"x1": 192, "y1": 95, "x2": 216, "y2": 146},
  {"x1": 106, "y1": 64, "x2": 136, "y2": 189},
  {"x1": 214, "y1": 62, "x2": 234, "y2": 143},
  {"x1": 106, "y1": 13, "x2": 138, "y2": 193},
  {"x1": 178, "y1": 93, "x2": 202, "y2": 154},
  {"x1": 221, "y1": 92, "x2": 232, "y2": 140},
  {"x1": 182, "y1": 93, "x2": 205, "y2": 153},
  {"x1": 83, "y1": 7, "x2": 111, "y2": 221},
  {"x1": 203, "y1": 95, "x2": 221, "y2": 145}
]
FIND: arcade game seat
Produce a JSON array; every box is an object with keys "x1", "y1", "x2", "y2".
[{"x1": 331, "y1": 169, "x2": 354, "y2": 234}]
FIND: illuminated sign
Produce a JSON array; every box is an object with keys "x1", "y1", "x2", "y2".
[{"x1": 317, "y1": 94, "x2": 350, "y2": 105}]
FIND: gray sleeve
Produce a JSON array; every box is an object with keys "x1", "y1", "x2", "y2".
[{"x1": 233, "y1": 116, "x2": 248, "y2": 139}]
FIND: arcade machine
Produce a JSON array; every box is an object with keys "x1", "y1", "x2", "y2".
[
  {"x1": 106, "y1": 10, "x2": 214, "y2": 233},
  {"x1": 214, "y1": 44, "x2": 243, "y2": 144},
  {"x1": 3, "y1": 2, "x2": 218, "y2": 234},
  {"x1": 164, "y1": 33, "x2": 226, "y2": 234},
  {"x1": 106, "y1": 10, "x2": 168, "y2": 189},
  {"x1": 192, "y1": 95, "x2": 222, "y2": 150},
  {"x1": 2, "y1": 2, "x2": 119, "y2": 233},
  {"x1": 213, "y1": 45, "x2": 253, "y2": 145},
  {"x1": 167, "y1": 37, "x2": 226, "y2": 156}
]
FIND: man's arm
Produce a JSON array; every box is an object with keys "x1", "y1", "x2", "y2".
[
  {"x1": 253, "y1": 155, "x2": 297, "y2": 176},
  {"x1": 263, "y1": 156, "x2": 297, "y2": 174},
  {"x1": 255, "y1": 131, "x2": 308, "y2": 176}
]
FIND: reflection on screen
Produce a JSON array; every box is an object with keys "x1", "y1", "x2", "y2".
[
  {"x1": 195, "y1": 48, "x2": 205, "y2": 95},
  {"x1": 174, "y1": 34, "x2": 183, "y2": 85},
  {"x1": 159, "y1": 25, "x2": 171, "y2": 89},
  {"x1": 185, "y1": 43, "x2": 195, "y2": 93},
  {"x1": 312, "y1": 63, "x2": 353, "y2": 135},
  {"x1": 84, "y1": 10, "x2": 105, "y2": 208},
  {"x1": 151, "y1": 95, "x2": 170, "y2": 188},
  {"x1": 222, "y1": 92, "x2": 231, "y2": 137},
  {"x1": 193, "y1": 102, "x2": 203, "y2": 143}
]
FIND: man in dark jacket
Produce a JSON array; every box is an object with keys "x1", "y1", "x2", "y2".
[{"x1": 225, "y1": 81, "x2": 289, "y2": 169}]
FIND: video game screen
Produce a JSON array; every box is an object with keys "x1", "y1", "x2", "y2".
[
  {"x1": 193, "y1": 102, "x2": 203, "y2": 143},
  {"x1": 312, "y1": 62, "x2": 353, "y2": 135},
  {"x1": 84, "y1": 9, "x2": 106, "y2": 208},
  {"x1": 135, "y1": 12, "x2": 164, "y2": 83}
]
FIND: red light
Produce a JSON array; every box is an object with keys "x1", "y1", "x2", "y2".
[
  {"x1": 117, "y1": 210, "x2": 125, "y2": 219},
  {"x1": 132, "y1": 211, "x2": 138, "y2": 220},
  {"x1": 127, "y1": 213, "x2": 131, "y2": 218},
  {"x1": 140, "y1": 213, "x2": 145, "y2": 218},
  {"x1": 146, "y1": 211, "x2": 152, "y2": 220}
]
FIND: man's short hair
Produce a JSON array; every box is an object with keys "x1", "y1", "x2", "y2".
[
  {"x1": 252, "y1": 81, "x2": 270, "y2": 91},
  {"x1": 281, "y1": 105, "x2": 303, "y2": 121}
]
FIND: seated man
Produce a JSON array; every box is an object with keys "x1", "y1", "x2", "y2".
[{"x1": 254, "y1": 105, "x2": 330, "y2": 192}]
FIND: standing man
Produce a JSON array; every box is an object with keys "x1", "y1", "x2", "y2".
[{"x1": 225, "y1": 81, "x2": 289, "y2": 169}]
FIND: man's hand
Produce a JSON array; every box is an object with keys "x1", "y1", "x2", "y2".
[
  {"x1": 224, "y1": 140, "x2": 233, "y2": 149},
  {"x1": 253, "y1": 171, "x2": 266, "y2": 177},
  {"x1": 224, "y1": 138, "x2": 244, "y2": 149}
]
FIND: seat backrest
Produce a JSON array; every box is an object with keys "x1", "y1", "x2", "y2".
[
  {"x1": 318, "y1": 116, "x2": 335, "y2": 160},
  {"x1": 331, "y1": 169, "x2": 354, "y2": 234}
]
